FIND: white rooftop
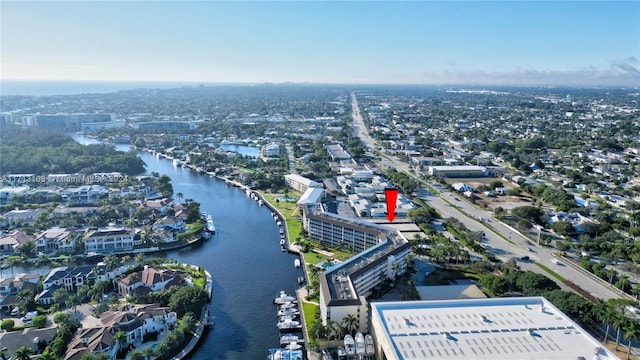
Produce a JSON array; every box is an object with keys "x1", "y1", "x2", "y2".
[{"x1": 371, "y1": 297, "x2": 619, "y2": 360}]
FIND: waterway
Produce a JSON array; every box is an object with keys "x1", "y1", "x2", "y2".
[{"x1": 71, "y1": 134, "x2": 302, "y2": 359}]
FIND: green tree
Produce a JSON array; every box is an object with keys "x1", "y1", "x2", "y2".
[
  {"x1": 53, "y1": 287, "x2": 69, "y2": 306},
  {"x1": 599, "y1": 304, "x2": 619, "y2": 344},
  {"x1": 551, "y1": 221, "x2": 574, "y2": 237},
  {"x1": 16, "y1": 240, "x2": 37, "y2": 258},
  {"x1": 32, "y1": 314, "x2": 47, "y2": 328},
  {"x1": 624, "y1": 319, "x2": 640, "y2": 359},
  {"x1": 613, "y1": 312, "x2": 628, "y2": 351},
  {"x1": 479, "y1": 274, "x2": 508, "y2": 296},
  {"x1": 343, "y1": 314, "x2": 358, "y2": 336},
  {"x1": 14, "y1": 346, "x2": 33, "y2": 360},
  {"x1": 113, "y1": 330, "x2": 127, "y2": 354},
  {"x1": 168, "y1": 286, "x2": 208, "y2": 317},
  {"x1": 0, "y1": 319, "x2": 14, "y2": 331}
]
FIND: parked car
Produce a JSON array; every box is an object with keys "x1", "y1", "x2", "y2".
[
  {"x1": 22, "y1": 311, "x2": 38, "y2": 323},
  {"x1": 520, "y1": 256, "x2": 530, "y2": 261}
]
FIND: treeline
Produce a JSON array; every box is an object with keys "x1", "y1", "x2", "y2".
[
  {"x1": 385, "y1": 168, "x2": 418, "y2": 195},
  {"x1": 0, "y1": 126, "x2": 145, "y2": 176}
]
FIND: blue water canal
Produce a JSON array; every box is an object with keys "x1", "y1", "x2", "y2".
[{"x1": 73, "y1": 135, "x2": 303, "y2": 359}]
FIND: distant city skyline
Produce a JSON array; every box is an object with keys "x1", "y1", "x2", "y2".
[{"x1": 1, "y1": 1, "x2": 639, "y2": 87}]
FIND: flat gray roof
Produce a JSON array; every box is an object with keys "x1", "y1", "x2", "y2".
[{"x1": 371, "y1": 297, "x2": 619, "y2": 360}]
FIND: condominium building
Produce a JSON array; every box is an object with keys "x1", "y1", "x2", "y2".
[
  {"x1": 302, "y1": 206, "x2": 388, "y2": 253},
  {"x1": 284, "y1": 173, "x2": 323, "y2": 193},
  {"x1": 319, "y1": 237, "x2": 410, "y2": 334}
]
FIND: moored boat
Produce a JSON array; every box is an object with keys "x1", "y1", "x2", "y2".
[
  {"x1": 280, "y1": 334, "x2": 299, "y2": 345},
  {"x1": 206, "y1": 215, "x2": 216, "y2": 233},
  {"x1": 294, "y1": 259, "x2": 301, "y2": 268},
  {"x1": 355, "y1": 332, "x2": 365, "y2": 356},
  {"x1": 344, "y1": 335, "x2": 355, "y2": 355},
  {"x1": 274, "y1": 291, "x2": 296, "y2": 304},
  {"x1": 365, "y1": 334, "x2": 375, "y2": 355}
]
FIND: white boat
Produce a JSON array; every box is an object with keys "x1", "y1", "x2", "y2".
[
  {"x1": 268, "y1": 349, "x2": 303, "y2": 360},
  {"x1": 285, "y1": 342, "x2": 302, "y2": 350},
  {"x1": 277, "y1": 220, "x2": 282, "y2": 227},
  {"x1": 294, "y1": 259, "x2": 301, "y2": 268},
  {"x1": 344, "y1": 335, "x2": 355, "y2": 355},
  {"x1": 274, "y1": 291, "x2": 296, "y2": 305},
  {"x1": 365, "y1": 334, "x2": 375, "y2": 355},
  {"x1": 337, "y1": 347, "x2": 347, "y2": 360},
  {"x1": 279, "y1": 301, "x2": 297, "y2": 309},
  {"x1": 278, "y1": 308, "x2": 300, "y2": 317},
  {"x1": 280, "y1": 239, "x2": 285, "y2": 245},
  {"x1": 277, "y1": 319, "x2": 301, "y2": 330},
  {"x1": 355, "y1": 332, "x2": 365, "y2": 356},
  {"x1": 206, "y1": 215, "x2": 216, "y2": 233},
  {"x1": 279, "y1": 228, "x2": 284, "y2": 234},
  {"x1": 258, "y1": 199, "x2": 264, "y2": 206},
  {"x1": 280, "y1": 334, "x2": 299, "y2": 345}
]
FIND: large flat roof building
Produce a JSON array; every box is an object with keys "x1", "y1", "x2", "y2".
[
  {"x1": 370, "y1": 297, "x2": 619, "y2": 360},
  {"x1": 428, "y1": 165, "x2": 488, "y2": 178}
]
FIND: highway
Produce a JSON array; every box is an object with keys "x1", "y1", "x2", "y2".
[{"x1": 350, "y1": 92, "x2": 628, "y2": 301}]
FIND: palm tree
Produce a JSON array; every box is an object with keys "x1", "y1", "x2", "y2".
[
  {"x1": 16, "y1": 289, "x2": 33, "y2": 313},
  {"x1": 176, "y1": 192, "x2": 184, "y2": 204},
  {"x1": 179, "y1": 313, "x2": 196, "y2": 333},
  {"x1": 324, "y1": 319, "x2": 336, "y2": 341},
  {"x1": 599, "y1": 303, "x2": 619, "y2": 343},
  {"x1": 141, "y1": 346, "x2": 155, "y2": 360},
  {"x1": 623, "y1": 319, "x2": 640, "y2": 359},
  {"x1": 343, "y1": 314, "x2": 358, "y2": 336},
  {"x1": 14, "y1": 346, "x2": 33, "y2": 360},
  {"x1": 614, "y1": 312, "x2": 629, "y2": 351},
  {"x1": 113, "y1": 330, "x2": 127, "y2": 355},
  {"x1": 0, "y1": 347, "x2": 9, "y2": 360}
]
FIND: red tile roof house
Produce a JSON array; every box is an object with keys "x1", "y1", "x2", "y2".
[
  {"x1": 64, "y1": 303, "x2": 177, "y2": 360},
  {"x1": 118, "y1": 266, "x2": 186, "y2": 297}
]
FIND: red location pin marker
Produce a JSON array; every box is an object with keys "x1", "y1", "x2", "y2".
[{"x1": 385, "y1": 188, "x2": 399, "y2": 222}]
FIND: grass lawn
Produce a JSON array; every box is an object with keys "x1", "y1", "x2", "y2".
[
  {"x1": 302, "y1": 301, "x2": 319, "y2": 337},
  {"x1": 286, "y1": 218, "x2": 302, "y2": 240},
  {"x1": 534, "y1": 262, "x2": 567, "y2": 282},
  {"x1": 303, "y1": 251, "x2": 328, "y2": 266}
]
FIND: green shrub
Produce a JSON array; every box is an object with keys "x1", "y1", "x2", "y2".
[
  {"x1": 1, "y1": 319, "x2": 14, "y2": 331},
  {"x1": 32, "y1": 315, "x2": 47, "y2": 328}
]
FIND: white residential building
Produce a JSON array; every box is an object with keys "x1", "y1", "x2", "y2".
[
  {"x1": 284, "y1": 174, "x2": 323, "y2": 193},
  {"x1": 83, "y1": 227, "x2": 135, "y2": 254}
]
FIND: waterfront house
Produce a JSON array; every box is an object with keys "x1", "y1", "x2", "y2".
[
  {"x1": 153, "y1": 215, "x2": 185, "y2": 231},
  {"x1": 35, "y1": 227, "x2": 79, "y2": 253},
  {"x1": 0, "y1": 208, "x2": 44, "y2": 228},
  {"x1": 0, "y1": 274, "x2": 41, "y2": 311},
  {"x1": 83, "y1": 226, "x2": 135, "y2": 254},
  {"x1": 65, "y1": 303, "x2": 177, "y2": 360},
  {"x1": 37, "y1": 266, "x2": 94, "y2": 305},
  {"x1": 143, "y1": 198, "x2": 172, "y2": 215},
  {"x1": 0, "y1": 230, "x2": 33, "y2": 254}
]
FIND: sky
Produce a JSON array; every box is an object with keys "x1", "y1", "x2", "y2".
[{"x1": 1, "y1": 1, "x2": 639, "y2": 86}]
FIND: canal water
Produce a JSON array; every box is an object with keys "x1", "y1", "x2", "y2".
[{"x1": 72, "y1": 135, "x2": 302, "y2": 359}]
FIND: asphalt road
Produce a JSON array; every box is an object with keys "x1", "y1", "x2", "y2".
[{"x1": 350, "y1": 92, "x2": 627, "y2": 301}]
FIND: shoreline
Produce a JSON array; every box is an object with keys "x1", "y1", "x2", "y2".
[{"x1": 135, "y1": 146, "x2": 310, "y2": 354}]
